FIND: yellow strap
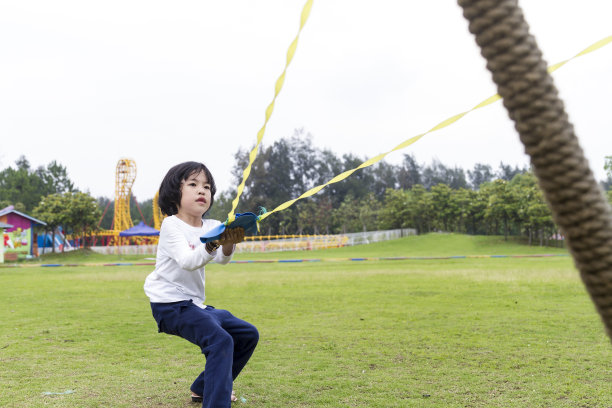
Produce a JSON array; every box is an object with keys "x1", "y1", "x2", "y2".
[
  {"x1": 225, "y1": 0, "x2": 314, "y2": 225},
  {"x1": 548, "y1": 34, "x2": 612, "y2": 73},
  {"x1": 258, "y1": 34, "x2": 612, "y2": 222}
]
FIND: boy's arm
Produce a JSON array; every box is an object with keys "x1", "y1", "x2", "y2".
[
  {"x1": 214, "y1": 227, "x2": 245, "y2": 264},
  {"x1": 163, "y1": 223, "x2": 214, "y2": 271}
]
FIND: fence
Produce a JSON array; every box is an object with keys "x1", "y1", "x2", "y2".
[
  {"x1": 236, "y1": 228, "x2": 416, "y2": 253},
  {"x1": 90, "y1": 244, "x2": 158, "y2": 256},
  {"x1": 88, "y1": 228, "x2": 416, "y2": 255}
]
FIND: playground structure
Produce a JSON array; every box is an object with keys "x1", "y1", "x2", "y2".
[{"x1": 38, "y1": 227, "x2": 73, "y2": 254}]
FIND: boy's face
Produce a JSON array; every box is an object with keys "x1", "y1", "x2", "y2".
[{"x1": 178, "y1": 171, "x2": 212, "y2": 219}]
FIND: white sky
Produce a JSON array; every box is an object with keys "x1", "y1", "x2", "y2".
[{"x1": 1, "y1": 1, "x2": 611, "y2": 201}]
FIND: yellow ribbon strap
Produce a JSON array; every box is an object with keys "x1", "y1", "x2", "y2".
[
  {"x1": 226, "y1": 0, "x2": 314, "y2": 225},
  {"x1": 548, "y1": 34, "x2": 612, "y2": 73},
  {"x1": 258, "y1": 34, "x2": 612, "y2": 222}
]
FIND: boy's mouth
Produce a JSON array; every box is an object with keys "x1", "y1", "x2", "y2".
[{"x1": 196, "y1": 198, "x2": 207, "y2": 203}]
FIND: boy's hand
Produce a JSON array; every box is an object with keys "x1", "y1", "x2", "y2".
[{"x1": 218, "y1": 227, "x2": 245, "y2": 246}]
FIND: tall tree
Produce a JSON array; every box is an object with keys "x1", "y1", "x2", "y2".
[
  {"x1": 497, "y1": 162, "x2": 527, "y2": 181},
  {"x1": 33, "y1": 193, "x2": 68, "y2": 253},
  {"x1": 312, "y1": 149, "x2": 344, "y2": 207},
  {"x1": 37, "y1": 160, "x2": 75, "y2": 195},
  {"x1": 67, "y1": 192, "x2": 102, "y2": 247},
  {"x1": 398, "y1": 154, "x2": 421, "y2": 190},
  {"x1": 464, "y1": 188, "x2": 487, "y2": 234},
  {"x1": 311, "y1": 196, "x2": 333, "y2": 234},
  {"x1": 287, "y1": 128, "x2": 319, "y2": 195},
  {"x1": 445, "y1": 166, "x2": 468, "y2": 190},
  {"x1": 421, "y1": 159, "x2": 447, "y2": 189},
  {"x1": 357, "y1": 193, "x2": 380, "y2": 232},
  {"x1": 430, "y1": 184, "x2": 457, "y2": 231},
  {"x1": 296, "y1": 200, "x2": 318, "y2": 235},
  {"x1": 331, "y1": 153, "x2": 376, "y2": 207},
  {"x1": 0, "y1": 156, "x2": 76, "y2": 212},
  {"x1": 371, "y1": 162, "x2": 399, "y2": 201},
  {"x1": 483, "y1": 179, "x2": 519, "y2": 240},
  {"x1": 0, "y1": 156, "x2": 43, "y2": 211},
  {"x1": 378, "y1": 188, "x2": 411, "y2": 231},
  {"x1": 468, "y1": 163, "x2": 494, "y2": 190},
  {"x1": 331, "y1": 194, "x2": 363, "y2": 234},
  {"x1": 510, "y1": 172, "x2": 554, "y2": 245},
  {"x1": 421, "y1": 160, "x2": 467, "y2": 190},
  {"x1": 409, "y1": 185, "x2": 434, "y2": 234},
  {"x1": 231, "y1": 132, "x2": 320, "y2": 220},
  {"x1": 452, "y1": 188, "x2": 474, "y2": 233}
]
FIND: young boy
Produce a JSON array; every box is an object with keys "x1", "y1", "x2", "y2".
[{"x1": 144, "y1": 161, "x2": 258, "y2": 408}]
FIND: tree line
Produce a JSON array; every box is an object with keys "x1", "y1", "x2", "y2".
[
  {"x1": 2, "y1": 146, "x2": 611, "y2": 247},
  {"x1": 0, "y1": 156, "x2": 76, "y2": 212},
  {"x1": 0, "y1": 156, "x2": 153, "y2": 237},
  {"x1": 0, "y1": 156, "x2": 102, "y2": 251},
  {"x1": 207, "y1": 131, "x2": 612, "y2": 244}
]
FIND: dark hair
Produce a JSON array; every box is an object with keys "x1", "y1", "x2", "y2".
[{"x1": 158, "y1": 161, "x2": 216, "y2": 217}]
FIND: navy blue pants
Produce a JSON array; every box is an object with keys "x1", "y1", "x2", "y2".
[{"x1": 151, "y1": 301, "x2": 259, "y2": 408}]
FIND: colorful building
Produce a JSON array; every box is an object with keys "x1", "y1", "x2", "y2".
[
  {"x1": 0, "y1": 221, "x2": 13, "y2": 263},
  {"x1": 0, "y1": 206, "x2": 47, "y2": 260}
]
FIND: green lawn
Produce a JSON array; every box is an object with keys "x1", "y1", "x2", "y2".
[
  {"x1": 19, "y1": 233, "x2": 568, "y2": 265},
  {"x1": 1, "y1": 235, "x2": 610, "y2": 407},
  {"x1": 22, "y1": 248, "x2": 155, "y2": 264}
]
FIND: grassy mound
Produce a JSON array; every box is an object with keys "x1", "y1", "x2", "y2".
[{"x1": 234, "y1": 233, "x2": 568, "y2": 260}]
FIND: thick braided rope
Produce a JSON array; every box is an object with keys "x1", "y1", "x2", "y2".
[{"x1": 458, "y1": 0, "x2": 612, "y2": 340}]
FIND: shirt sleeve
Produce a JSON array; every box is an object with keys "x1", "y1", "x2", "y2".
[
  {"x1": 162, "y1": 221, "x2": 214, "y2": 271},
  {"x1": 213, "y1": 244, "x2": 235, "y2": 265}
]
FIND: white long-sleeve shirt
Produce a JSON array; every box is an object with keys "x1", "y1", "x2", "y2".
[{"x1": 144, "y1": 215, "x2": 234, "y2": 307}]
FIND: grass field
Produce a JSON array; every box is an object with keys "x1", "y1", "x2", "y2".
[
  {"x1": 1, "y1": 234, "x2": 610, "y2": 407},
  {"x1": 21, "y1": 233, "x2": 568, "y2": 264}
]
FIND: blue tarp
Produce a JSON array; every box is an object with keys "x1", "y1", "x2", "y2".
[{"x1": 119, "y1": 221, "x2": 159, "y2": 237}]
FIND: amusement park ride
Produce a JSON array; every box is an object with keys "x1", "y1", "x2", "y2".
[
  {"x1": 95, "y1": 158, "x2": 161, "y2": 246},
  {"x1": 113, "y1": 158, "x2": 137, "y2": 233}
]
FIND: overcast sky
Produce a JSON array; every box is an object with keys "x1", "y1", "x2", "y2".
[{"x1": 1, "y1": 1, "x2": 611, "y2": 204}]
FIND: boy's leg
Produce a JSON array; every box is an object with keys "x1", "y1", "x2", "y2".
[
  {"x1": 191, "y1": 307, "x2": 257, "y2": 401},
  {"x1": 190, "y1": 370, "x2": 206, "y2": 399},
  {"x1": 214, "y1": 309, "x2": 259, "y2": 380},
  {"x1": 151, "y1": 301, "x2": 234, "y2": 408}
]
